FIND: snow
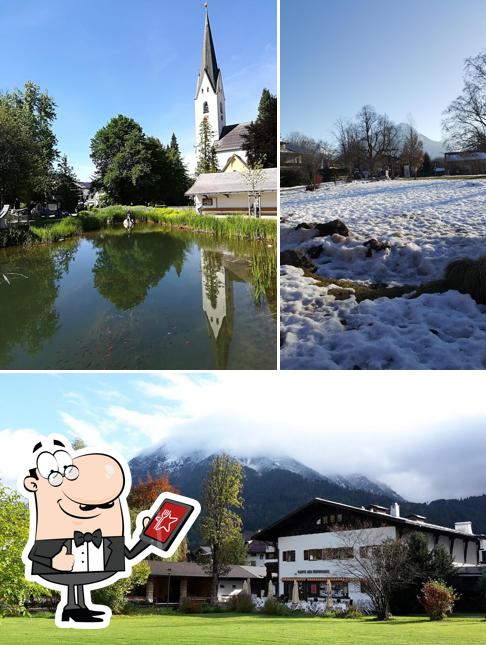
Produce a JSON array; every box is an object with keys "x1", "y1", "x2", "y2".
[{"x1": 280, "y1": 179, "x2": 486, "y2": 370}]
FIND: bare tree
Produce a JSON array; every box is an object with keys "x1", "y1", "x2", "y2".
[
  {"x1": 443, "y1": 49, "x2": 486, "y2": 151},
  {"x1": 335, "y1": 119, "x2": 364, "y2": 177},
  {"x1": 336, "y1": 527, "x2": 413, "y2": 620},
  {"x1": 241, "y1": 162, "x2": 267, "y2": 217},
  {"x1": 356, "y1": 106, "x2": 399, "y2": 176},
  {"x1": 400, "y1": 125, "x2": 424, "y2": 178},
  {"x1": 287, "y1": 132, "x2": 334, "y2": 187}
]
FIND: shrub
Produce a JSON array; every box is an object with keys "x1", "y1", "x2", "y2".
[
  {"x1": 228, "y1": 591, "x2": 254, "y2": 613},
  {"x1": 260, "y1": 597, "x2": 291, "y2": 616},
  {"x1": 334, "y1": 607, "x2": 364, "y2": 619},
  {"x1": 179, "y1": 597, "x2": 201, "y2": 614},
  {"x1": 420, "y1": 580, "x2": 459, "y2": 620},
  {"x1": 445, "y1": 256, "x2": 486, "y2": 305}
]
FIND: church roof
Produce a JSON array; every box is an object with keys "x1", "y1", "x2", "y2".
[
  {"x1": 196, "y1": 10, "x2": 220, "y2": 97},
  {"x1": 218, "y1": 122, "x2": 251, "y2": 152},
  {"x1": 185, "y1": 167, "x2": 278, "y2": 196}
]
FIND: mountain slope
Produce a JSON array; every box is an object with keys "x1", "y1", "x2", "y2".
[
  {"x1": 397, "y1": 123, "x2": 444, "y2": 159},
  {"x1": 128, "y1": 447, "x2": 486, "y2": 535}
]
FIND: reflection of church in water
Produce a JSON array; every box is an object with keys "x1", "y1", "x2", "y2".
[{"x1": 200, "y1": 249, "x2": 250, "y2": 369}]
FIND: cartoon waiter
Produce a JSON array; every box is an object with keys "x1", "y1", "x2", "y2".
[{"x1": 21, "y1": 436, "x2": 200, "y2": 629}]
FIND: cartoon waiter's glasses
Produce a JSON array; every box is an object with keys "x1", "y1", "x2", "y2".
[{"x1": 36, "y1": 450, "x2": 80, "y2": 487}]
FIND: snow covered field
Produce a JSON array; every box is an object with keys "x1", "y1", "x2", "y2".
[{"x1": 281, "y1": 179, "x2": 486, "y2": 369}]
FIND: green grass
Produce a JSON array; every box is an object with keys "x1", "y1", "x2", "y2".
[
  {"x1": 27, "y1": 206, "x2": 276, "y2": 246},
  {"x1": 1, "y1": 613, "x2": 486, "y2": 644}
]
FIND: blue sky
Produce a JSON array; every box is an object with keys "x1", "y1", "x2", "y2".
[
  {"x1": 2, "y1": 372, "x2": 486, "y2": 502},
  {"x1": 282, "y1": 0, "x2": 486, "y2": 142},
  {"x1": 0, "y1": 0, "x2": 276, "y2": 180}
]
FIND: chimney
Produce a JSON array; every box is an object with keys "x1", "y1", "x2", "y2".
[
  {"x1": 455, "y1": 521, "x2": 473, "y2": 535},
  {"x1": 390, "y1": 503, "x2": 400, "y2": 518}
]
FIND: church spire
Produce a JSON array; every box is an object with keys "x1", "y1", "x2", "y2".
[{"x1": 196, "y1": 3, "x2": 220, "y2": 96}]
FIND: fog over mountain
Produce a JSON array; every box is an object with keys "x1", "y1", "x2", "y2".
[{"x1": 128, "y1": 443, "x2": 486, "y2": 535}]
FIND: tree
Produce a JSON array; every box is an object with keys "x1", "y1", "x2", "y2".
[
  {"x1": 420, "y1": 152, "x2": 433, "y2": 176},
  {"x1": 0, "y1": 81, "x2": 58, "y2": 202},
  {"x1": 443, "y1": 49, "x2": 486, "y2": 151},
  {"x1": 287, "y1": 132, "x2": 333, "y2": 186},
  {"x1": 241, "y1": 161, "x2": 267, "y2": 216},
  {"x1": 200, "y1": 454, "x2": 244, "y2": 603},
  {"x1": 196, "y1": 117, "x2": 219, "y2": 175},
  {"x1": 400, "y1": 125, "x2": 424, "y2": 178},
  {"x1": 356, "y1": 105, "x2": 399, "y2": 176},
  {"x1": 53, "y1": 155, "x2": 79, "y2": 212},
  {"x1": 127, "y1": 473, "x2": 187, "y2": 562},
  {"x1": 0, "y1": 482, "x2": 51, "y2": 615},
  {"x1": 337, "y1": 530, "x2": 412, "y2": 620},
  {"x1": 335, "y1": 118, "x2": 364, "y2": 177},
  {"x1": 242, "y1": 89, "x2": 277, "y2": 168},
  {"x1": 407, "y1": 532, "x2": 455, "y2": 584},
  {"x1": 164, "y1": 134, "x2": 190, "y2": 205},
  {"x1": 420, "y1": 580, "x2": 459, "y2": 620}
]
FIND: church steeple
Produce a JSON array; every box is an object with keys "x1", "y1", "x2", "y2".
[
  {"x1": 196, "y1": 6, "x2": 220, "y2": 97},
  {"x1": 195, "y1": 3, "x2": 226, "y2": 144}
]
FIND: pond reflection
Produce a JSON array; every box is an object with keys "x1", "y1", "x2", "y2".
[{"x1": 0, "y1": 226, "x2": 276, "y2": 369}]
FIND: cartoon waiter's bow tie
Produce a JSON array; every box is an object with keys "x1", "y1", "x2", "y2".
[
  {"x1": 73, "y1": 529, "x2": 103, "y2": 548},
  {"x1": 153, "y1": 509, "x2": 178, "y2": 533}
]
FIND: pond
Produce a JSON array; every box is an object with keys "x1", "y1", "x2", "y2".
[{"x1": 0, "y1": 226, "x2": 277, "y2": 369}]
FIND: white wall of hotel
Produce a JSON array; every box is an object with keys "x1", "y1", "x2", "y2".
[{"x1": 277, "y1": 524, "x2": 479, "y2": 606}]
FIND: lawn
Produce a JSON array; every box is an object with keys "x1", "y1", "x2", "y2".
[{"x1": 1, "y1": 613, "x2": 486, "y2": 644}]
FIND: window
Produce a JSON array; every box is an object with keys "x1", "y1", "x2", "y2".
[
  {"x1": 202, "y1": 197, "x2": 213, "y2": 206},
  {"x1": 203, "y1": 101, "x2": 209, "y2": 114},
  {"x1": 282, "y1": 550, "x2": 295, "y2": 562},
  {"x1": 322, "y1": 547, "x2": 354, "y2": 560},
  {"x1": 304, "y1": 549, "x2": 323, "y2": 561},
  {"x1": 220, "y1": 101, "x2": 223, "y2": 115}
]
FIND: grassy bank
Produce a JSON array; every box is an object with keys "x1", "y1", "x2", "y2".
[
  {"x1": 28, "y1": 206, "x2": 276, "y2": 245},
  {"x1": 1, "y1": 613, "x2": 485, "y2": 644}
]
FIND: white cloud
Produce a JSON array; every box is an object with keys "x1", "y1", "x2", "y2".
[{"x1": 0, "y1": 428, "x2": 44, "y2": 488}]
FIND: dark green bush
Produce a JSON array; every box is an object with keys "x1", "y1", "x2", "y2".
[
  {"x1": 179, "y1": 597, "x2": 201, "y2": 614},
  {"x1": 228, "y1": 592, "x2": 254, "y2": 613},
  {"x1": 260, "y1": 597, "x2": 292, "y2": 616}
]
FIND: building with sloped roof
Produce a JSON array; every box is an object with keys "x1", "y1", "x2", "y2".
[{"x1": 253, "y1": 497, "x2": 486, "y2": 608}]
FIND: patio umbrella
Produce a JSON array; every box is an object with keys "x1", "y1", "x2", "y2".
[
  {"x1": 242, "y1": 579, "x2": 250, "y2": 594},
  {"x1": 291, "y1": 579, "x2": 300, "y2": 604},
  {"x1": 326, "y1": 579, "x2": 333, "y2": 610},
  {"x1": 267, "y1": 579, "x2": 274, "y2": 598}
]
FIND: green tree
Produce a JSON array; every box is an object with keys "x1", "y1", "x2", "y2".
[
  {"x1": 0, "y1": 482, "x2": 51, "y2": 615},
  {"x1": 242, "y1": 89, "x2": 277, "y2": 168},
  {"x1": 165, "y1": 134, "x2": 190, "y2": 205},
  {"x1": 196, "y1": 117, "x2": 219, "y2": 175},
  {"x1": 53, "y1": 155, "x2": 79, "y2": 212},
  {"x1": 407, "y1": 532, "x2": 455, "y2": 583},
  {"x1": 200, "y1": 454, "x2": 244, "y2": 602},
  {"x1": 0, "y1": 82, "x2": 58, "y2": 202}
]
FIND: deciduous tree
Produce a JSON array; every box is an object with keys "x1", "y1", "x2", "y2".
[{"x1": 200, "y1": 454, "x2": 244, "y2": 602}]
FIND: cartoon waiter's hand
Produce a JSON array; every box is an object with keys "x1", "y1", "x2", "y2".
[
  {"x1": 52, "y1": 546, "x2": 75, "y2": 571},
  {"x1": 21, "y1": 436, "x2": 200, "y2": 630}
]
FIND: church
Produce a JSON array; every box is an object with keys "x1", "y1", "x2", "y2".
[
  {"x1": 186, "y1": 7, "x2": 277, "y2": 216},
  {"x1": 194, "y1": 6, "x2": 249, "y2": 171}
]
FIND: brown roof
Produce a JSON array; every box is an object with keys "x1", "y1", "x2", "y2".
[
  {"x1": 253, "y1": 497, "x2": 485, "y2": 542},
  {"x1": 147, "y1": 561, "x2": 266, "y2": 579},
  {"x1": 218, "y1": 123, "x2": 250, "y2": 152}
]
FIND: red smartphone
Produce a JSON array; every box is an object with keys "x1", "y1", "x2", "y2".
[{"x1": 140, "y1": 497, "x2": 198, "y2": 553}]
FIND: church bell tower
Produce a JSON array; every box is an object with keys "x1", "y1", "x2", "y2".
[{"x1": 195, "y1": 4, "x2": 226, "y2": 151}]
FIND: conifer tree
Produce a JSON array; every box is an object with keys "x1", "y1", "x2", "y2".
[
  {"x1": 196, "y1": 117, "x2": 219, "y2": 175},
  {"x1": 242, "y1": 88, "x2": 277, "y2": 168}
]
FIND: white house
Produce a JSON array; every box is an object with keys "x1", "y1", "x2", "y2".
[
  {"x1": 253, "y1": 498, "x2": 485, "y2": 607},
  {"x1": 185, "y1": 167, "x2": 277, "y2": 216}
]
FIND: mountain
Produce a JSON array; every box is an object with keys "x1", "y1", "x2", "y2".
[
  {"x1": 128, "y1": 446, "x2": 486, "y2": 537},
  {"x1": 397, "y1": 123, "x2": 445, "y2": 160},
  {"x1": 129, "y1": 446, "x2": 402, "y2": 533}
]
